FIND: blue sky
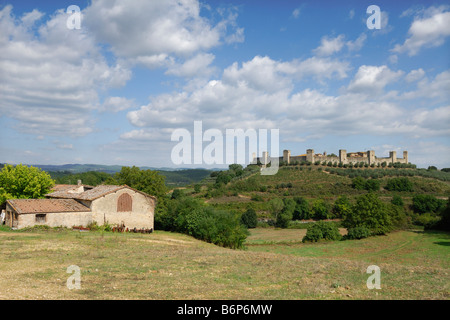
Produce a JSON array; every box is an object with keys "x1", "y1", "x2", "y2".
[{"x1": 0, "y1": 0, "x2": 449, "y2": 169}]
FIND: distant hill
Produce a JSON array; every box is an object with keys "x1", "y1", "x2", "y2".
[
  {"x1": 0, "y1": 163, "x2": 217, "y2": 187},
  {"x1": 162, "y1": 169, "x2": 213, "y2": 186}
]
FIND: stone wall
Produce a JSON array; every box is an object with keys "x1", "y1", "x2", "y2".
[
  {"x1": 278, "y1": 149, "x2": 409, "y2": 165},
  {"x1": 4, "y1": 203, "x2": 92, "y2": 229},
  {"x1": 90, "y1": 188, "x2": 155, "y2": 230}
]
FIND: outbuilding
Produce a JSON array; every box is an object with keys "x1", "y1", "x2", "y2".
[{"x1": 5, "y1": 184, "x2": 156, "y2": 230}]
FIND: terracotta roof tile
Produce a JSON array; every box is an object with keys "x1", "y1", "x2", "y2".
[
  {"x1": 7, "y1": 199, "x2": 90, "y2": 214},
  {"x1": 46, "y1": 185, "x2": 156, "y2": 201}
]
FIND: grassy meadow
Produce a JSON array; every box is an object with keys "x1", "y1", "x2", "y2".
[{"x1": 0, "y1": 226, "x2": 448, "y2": 300}]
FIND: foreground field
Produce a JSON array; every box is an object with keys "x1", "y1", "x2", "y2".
[{"x1": 0, "y1": 227, "x2": 448, "y2": 300}]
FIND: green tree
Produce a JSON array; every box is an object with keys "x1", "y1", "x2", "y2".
[
  {"x1": 385, "y1": 177, "x2": 413, "y2": 192},
  {"x1": 241, "y1": 207, "x2": 257, "y2": 228},
  {"x1": 432, "y1": 198, "x2": 450, "y2": 231},
  {"x1": 352, "y1": 176, "x2": 366, "y2": 190},
  {"x1": 108, "y1": 166, "x2": 168, "y2": 199},
  {"x1": 193, "y1": 184, "x2": 202, "y2": 193},
  {"x1": 0, "y1": 164, "x2": 54, "y2": 204},
  {"x1": 302, "y1": 221, "x2": 342, "y2": 242},
  {"x1": 171, "y1": 188, "x2": 185, "y2": 200},
  {"x1": 412, "y1": 194, "x2": 445, "y2": 214},
  {"x1": 293, "y1": 197, "x2": 310, "y2": 220},
  {"x1": 365, "y1": 179, "x2": 380, "y2": 192},
  {"x1": 391, "y1": 195, "x2": 404, "y2": 207},
  {"x1": 311, "y1": 199, "x2": 330, "y2": 220},
  {"x1": 269, "y1": 198, "x2": 284, "y2": 222},
  {"x1": 276, "y1": 198, "x2": 295, "y2": 228},
  {"x1": 343, "y1": 193, "x2": 392, "y2": 235},
  {"x1": 332, "y1": 195, "x2": 351, "y2": 219}
]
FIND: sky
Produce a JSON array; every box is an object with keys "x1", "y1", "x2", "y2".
[{"x1": 0, "y1": 0, "x2": 449, "y2": 169}]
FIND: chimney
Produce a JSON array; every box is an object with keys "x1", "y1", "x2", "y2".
[{"x1": 77, "y1": 180, "x2": 82, "y2": 186}]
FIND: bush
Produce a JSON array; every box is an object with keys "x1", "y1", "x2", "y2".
[
  {"x1": 251, "y1": 194, "x2": 264, "y2": 201},
  {"x1": 171, "y1": 188, "x2": 185, "y2": 199},
  {"x1": 156, "y1": 197, "x2": 248, "y2": 249},
  {"x1": 302, "y1": 221, "x2": 342, "y2": 242},
  {"x1": 352, "y1": 176, "x2": 366, "y2": 190},
  {"x1": 385, "y1": 177, "x2": 413, "y2": 192},
  {"x1": 292, "y1": 197, "x2": 310, "y2": 220},
  {"x1": 276, "y1": 198, "x2": 295, "y2": 228},
  {"x1": 195, "y1": 209, "x2": 248, "y2": 249},
  {"x1": 391, "y1": 195, "x2": 404, "y2": 207},
  {"x1": 311, "y1": 199, "x2": 331, "y2": 220},
  {"x1": 412, "y1": 194, "x2": 446, "y2": 214},
  {"x1": 241, "y1": 207, "x2": 257, "y2": 229},
  {"x1": 365, "y1": 179, "x2": 380, "y2": 192},
  {"x1": 414, "y1": 213, "x2": 440, "y2": 228},
  {"x1": 332, "y1": 196, "x2": 351, "y2": 219},
  {"x1": 430, "y1": 198, "x2": 450, "y2": 231},
  {"x1": 345, "y1": 226, "x2": 370, "y2": 240}
]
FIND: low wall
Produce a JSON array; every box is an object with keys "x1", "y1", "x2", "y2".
[{"x1": 16, "y1": 211, "x2": 92, "y2": 229}]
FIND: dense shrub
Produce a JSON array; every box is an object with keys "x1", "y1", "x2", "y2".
[
  {"x1": 352, "y1": 176, "x2": 366, "y2": 190},
  {"x1": 292, "y1": 197, "x2": 311, "y2": 220},
  {"x1": 332, "y1": 196, "x2": 352, "y2": 219},
  {"x1": 345, "y1": 226, "x2": 370, "y2": 240},
  {"x1": 365, "y1": 179, "x2": 380, "y2": 192},
  {"x1": 412, "y1": 194, "x2": 446, "y2": 214},
  {"x1": 155, "y1": 197, "x2": 248, "y2": 249},
  {"x1": 241, "y1": 207, "x2": 257, "y2": 228},
  {"x1": 414, "y1": 213, "x2": 440, "y2": 228},
  {"x1": 391, "y1": 195, "x2": 404, "y2": 207},
  {"x1": 385, "y1": 177, "x2": 413, "y2": 192},
  {"x1": 302, "y1": 221, "x2": 342, "y2": 242},
  {"x1": 429, "y1": 198, "x2": 450, "y2": 231},
  {"x1": 311, "y1": 199, "x2": 331, "y2": 220},
  {"x1": 193, "y1": 184, "x2": 202, "y2": 193},
  {"x1": 351, "y1": 177, "x2": 380, "y2": 192},
  {"x1": 275, "y1": 198, "x2": 295, "y2": 228},
  {"x1": 194, "y1": 209, "x2": 248, "y2": 249},
  {"x1": 171, "y1": 188, "x2": 185, "y2": 199}
]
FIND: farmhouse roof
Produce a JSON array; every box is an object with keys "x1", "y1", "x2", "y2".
[
  {"x1": 46, "y1": 185, "x2": 156, "y2": 201},
  {"x1": 51, "y1": 184, "x2": 94, "y2": 192},
  {"x1": 6, "y1": 199, "x2": 90, "y2": 214}
]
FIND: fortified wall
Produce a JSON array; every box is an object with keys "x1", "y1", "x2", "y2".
[{"x1": 254, "y1": 149, "x2": 408, "y2": 166}]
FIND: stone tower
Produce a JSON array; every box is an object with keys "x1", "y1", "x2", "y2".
[
  {"x1": 339, "y1": 149, "x2": 347, "y2": 164},
  {"x1": 283, "y1": 150, "x2": 291, "y2": 164},
  {"x1": 306, "y1": 149, "x2": 314, "y2": 163},
  {"x1": 367, "y1": 150, "x2": 375, "y2": 165},
  {"x1": 262, "y1": 151, "x2": 269, "y2": 165},
  {"x1": 390, "y1": 151, "x2": 397, "y2": 163},
  {"x1": 403, "y1": 151, "x2": 408, "y2": 163}
]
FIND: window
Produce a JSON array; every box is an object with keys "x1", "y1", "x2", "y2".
[
  {"x1": 117, "y1": 193, "x2": 132, "y2": 212},
  {"x1": 36, "y1": 214, "x2": 46, "y2": 223}
]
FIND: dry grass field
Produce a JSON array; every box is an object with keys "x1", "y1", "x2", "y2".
[{"x1": 0, "y1": 226, "x2": 448, "y2": 300}]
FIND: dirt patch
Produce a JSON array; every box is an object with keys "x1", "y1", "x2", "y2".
[{"x1": 128, "y1": 238, "x2": 194, "y2": 246}]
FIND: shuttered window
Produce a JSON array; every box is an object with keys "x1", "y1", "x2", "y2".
[{"x1": 117, "y1": 193, "x2": 132, "y2": 212}]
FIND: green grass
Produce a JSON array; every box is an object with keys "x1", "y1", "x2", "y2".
[{"x1": 0, "y1": 227, "x2": 448, "y2": 300}]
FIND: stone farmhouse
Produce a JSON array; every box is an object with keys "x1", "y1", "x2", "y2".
[
  {"x1": 4, "y1": 183, "x2": 156, "y2": 230},
  {"x1": 255, "y1": 148, "x2": 409, "y2": 166}
]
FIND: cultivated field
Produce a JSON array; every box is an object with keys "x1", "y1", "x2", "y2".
[{"x1": 0, "y1": 227, "x2": 448, "y2": 300}]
